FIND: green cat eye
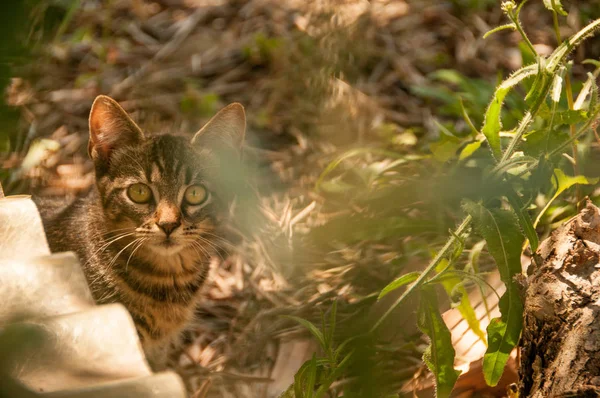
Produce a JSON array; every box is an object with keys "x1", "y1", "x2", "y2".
[
  {"x1": 127, "y1": 183, "x2": 152, "y2": 204},
  {"x1": 184, "y1": 184, "x2": 208, "y2": 205}
]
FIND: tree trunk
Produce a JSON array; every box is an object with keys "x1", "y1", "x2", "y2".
[{"x1": 520, "y1": 201, "x2": 600, "y2": 397}]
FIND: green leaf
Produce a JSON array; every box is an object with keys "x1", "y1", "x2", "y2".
[
  {"x1": 524, "y1": 58, "x2": 549, "y2": 108},
  {"x1": 483, "y1": 285, "x2": 522, "y2": 383},
  {"x1": 326, "y1": 300, "x2": 337, "y2": 351},
  {"x1": 458, "y1": 97, "x2": 480, "y2": 136},
  {"x1": 490, "y1": 155, "x2": 537, "y2": 178},
  {"x1": 429, "y1": 69, "x2": 467, "y2": 85},
  {"x1": 483, "y1": 23, "x2": 516, "y2": 39},
  {"x1": 467, "y1": 240, "x2": 486, "y2": 274},
  {"x1": 316, "y1": 148, "x2": 411, "y2": 190},
  {"x1": 481, "y1": 64, "x2": 538, "y2": 159},
  {"x1": 515, "y1": 19, "x2": 600, "y2": 152},
  {"x1": 506, "y1": 188, "x2": 539, "y2": 252},
  {"x1": 463, "y1": 201, "x2": 525, "y2": 387},
  {"x1": 305, "y1": 355, "x2": 318, "y2": 398},
  {"x1": 534, "y1": 169, "x2": 599, "y2": 228},
  {"x1": 500, "y1": 110, "x2": 534, "y2": 163},
  {"x1": 378, "y1": 271, "x2": 420, "y2": 300},
  {"x1": 536, "y1": 109, "x2": 589, "y2": 126},
  {"x1": 435, "y1": 260, "x2": 486, "y2": 343},
  {"x1": 459, "y1": 141, "x2": 482, "y2": 161},
  {"x1": 318, "y1": 178, "x2": 356, "y2": 194},
  {"x1": 315, "y1": 350, "x2": 354, "y2": 398},
  {"x1": 284, "y1": 316, "x2": 326, "y2": 351},
  {"x1": 371, "y1": 216, "x2": 473, "y2": 334},
  {"x1": 418, "y1": 288, "x2": 461, "y2": 398},
  {"x1": 546, "y1": 19, "x2": 600, "y2": 74},
  {"x1": 543, "y1": 0, "x2": 567, "y2": 16},
  {"x1": 294, "y1": 355, "x2": 318, "y2": 398},
  {"x1": 311, "y1": 215, "x2": 437, "y2": 244},
  {"x1": 278, "y1": 384, "x2": 296, "y2": 398},
  {"x1": 430, "y1": 137, "x2": 461, "y2": 162}
]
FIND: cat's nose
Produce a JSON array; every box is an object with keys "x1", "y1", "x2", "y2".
[{"x1": 158, "y1": 220, "x2": 181, "y2": 237}]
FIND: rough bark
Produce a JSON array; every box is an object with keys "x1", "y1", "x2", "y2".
[{"x1": 520, "y1": 201, "x2": 600, "y2": 397}]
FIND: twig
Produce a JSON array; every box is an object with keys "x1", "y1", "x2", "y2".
[{"x1": 110, "y1": 8, "x2": 211, "y2": 98}]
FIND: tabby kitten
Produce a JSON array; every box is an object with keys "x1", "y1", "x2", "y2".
[{"x1": 36, "y1": 95, "x2": 245, "y2": 368}]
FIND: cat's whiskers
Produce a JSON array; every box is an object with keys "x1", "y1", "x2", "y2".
[
  {"x1": 195, "y1": 234, "x2": 228, "y2": 254},
  {"x1": 187, "y1": 241, "x2": 204, "y2": 260},
  {"x1": 83, "y1": 231, "x2": 137, "y2": 269},
  {"x1": 126, "y1": 237, "x2": 148, "y2": 272},
  {"x1": 102, "y1": 226, "x2": 138, "y2": 235},
  {"x1": 107, "y1": 237, "x2": 146, "y2": 271},
  {"x1": 190, "y1": 236, "x2": 224, "y2": 261},
  {"x1": 189, "y1": 240, "x2": 211, "y2": 259},
  {"x1": 84, "y1": 227, "x2": 132, "y2": 246},
  {"x1": 197, "y1": 231, "x2": 233, "y2": 250}
]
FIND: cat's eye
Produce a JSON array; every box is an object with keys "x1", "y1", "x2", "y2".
[
  {"x1": 184, "y1": 184, "x2": 209, "y2": 205},
  {"x1": 127, "y1": 183, "x2": 152, "y2": 204}
]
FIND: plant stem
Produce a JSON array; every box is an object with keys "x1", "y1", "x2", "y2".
[
  {"x1": 552, "y1": 10, "x2": 582, "y2": 209},
  {"x1": 517, "y1": 106, "x2": 600, "y2": 177},
  {"x1": 510, "y1": 12, "x2": 536, "y2": 56},
  {"x1": 370, "y1": 215, "x2": 472, "y2": 334}
]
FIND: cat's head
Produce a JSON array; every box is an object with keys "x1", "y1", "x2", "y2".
[{"x1": 88, "y1": 95, "x2": 245, "y2": 257}]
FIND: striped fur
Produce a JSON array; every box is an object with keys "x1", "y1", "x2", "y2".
[{"x1": 36, "y1": 96, "x2": 245, "y2": 369}]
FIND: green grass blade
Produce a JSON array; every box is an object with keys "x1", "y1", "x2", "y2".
[
  {"x1": 326, "y1": 300, "x2": 337, "y2": 351},
  {"x1": 371, "y1": 216, "x2": 472, "y2": 333},
  {"x1": 315, "y1": 148, "x2": 417, "y2": 190},
  {"x1": 378, "y1": 271, "x2": 420, "y2": 300},
  {"x1": 418, "y1": 288, "x2": 461, "y2": 398},
  {"x1": 284, "y1": 316, "x2": 327, "y2": 351},
  {"x1": 315, "y1": 350, "x2": 354, "y2": 398},
  {"x1": 463, "y1": 201, "x2": 525, "y2": 387},
  {"x1": 305, "y1": 355, "x2": 318, "y2": 398},
  {"x1": 458, "y1": 97, "x2": 480, "y2": 136}
]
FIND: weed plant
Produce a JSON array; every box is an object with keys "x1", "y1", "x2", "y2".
[{"x1": 287, "y1": 1, "x2": 600, "y2": 396}]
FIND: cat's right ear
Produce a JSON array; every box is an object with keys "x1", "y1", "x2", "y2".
[{"x1": 88, "y1": 95, "x2": 144, "y2": 164}]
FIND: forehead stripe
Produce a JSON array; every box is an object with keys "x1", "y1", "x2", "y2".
[
  {"x1": 103, "y1": 188, "x2": 122, "y2": 209},
  {"x1": 174, "y1": 158, "x2": 184, "y2": 179},
  {"x1": 143, "y1": 162, "x2": 153, "y2": 183},
  {"x1": 152, "y1": 143, "x2": 165, "y2": 173}
]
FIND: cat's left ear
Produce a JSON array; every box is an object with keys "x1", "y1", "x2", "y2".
[
  {"x1": 191, "y1": 103, "x2": 245, "y2": 153},
  {"x1": 88, "y1": 95, "x2": 144, "y2": 164}
]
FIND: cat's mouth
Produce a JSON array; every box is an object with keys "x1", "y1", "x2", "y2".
[
  {"x1": 158, "y1": 239, "x2": 178, "y2": 248},
  {"x1": 147, "y1": 236, "x2": 185, "y2": 255}
]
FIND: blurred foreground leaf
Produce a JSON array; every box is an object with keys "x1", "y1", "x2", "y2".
[
  {"x1": 463, "y1": 201, "x2": 524, "y2": 387},
  {"x1": 417, "y1": 288, "x2": 460, "y2": 398}
]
